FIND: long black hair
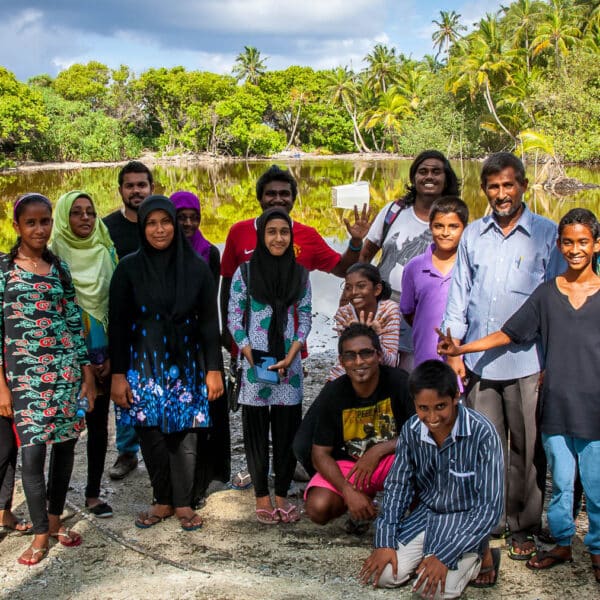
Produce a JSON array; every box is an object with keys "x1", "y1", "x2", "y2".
[
  {"x1": 345, "y1": 262, "x2": 392, "y2": 301},
  {"x1": 402, "y1": 150, "x2": 460, "y2": 206},
  {"x1": 9, "y1": 193, "x2": 71, "y2": 286}
]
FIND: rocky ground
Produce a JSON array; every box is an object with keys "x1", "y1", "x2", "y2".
[{"x1": 0, "y1": 348, "x2": 598, "y2": 600}]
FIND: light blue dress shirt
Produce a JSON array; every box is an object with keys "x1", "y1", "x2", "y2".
[{"x1": 442, "y1": 205, "x2": 561, "y2": 380}]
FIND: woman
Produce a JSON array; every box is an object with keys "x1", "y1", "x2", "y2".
[
  {"x1": 50, "y1": 190, "x2": 117, "y2": 518},
  {"x1": 360, "y1": 150, "x2": 459, "y2": 369},
  {"x1": 0, "y1": 193, "x2": 96, "y2": 565},
  {"x1": 228, "y1": 207, "x2": 311, "y2": 524},
  {"x1": 109, "y1": 195, "x2": 223, "y2": 531},
  {"x1": 170, "y1": 191, "x2": 220, "y2": 284},
  {"x1": 328, "y1": 263, "x2": 399, "y2": 380},
  {"x1": 170, "y1": 190, "x2": 229, "y2": 492}
]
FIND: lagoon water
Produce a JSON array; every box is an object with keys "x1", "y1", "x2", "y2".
[{"x1": 2, "y1": 157, "x2": 599, "y2": 350}]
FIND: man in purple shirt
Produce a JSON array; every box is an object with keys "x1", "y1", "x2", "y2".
[{"x1": 400, "y1": 197, "x2": 468, "y2": 367}]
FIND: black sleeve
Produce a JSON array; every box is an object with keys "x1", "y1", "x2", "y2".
[
  {"x1": 195, "y1": 260, "x2": 222, "y2": 372},
  {"x1": 501, "y1": 285, "x2": 544, "y2": 344},
  {"x1": 108, "y1": 260, "x2": 135, "y2": 374},
  {"x1": 312, "y1": 384, "x2": 340, "y2": 448},
  {"x1": 208, "y1": 245, "x2": 220, "y2": 287}
]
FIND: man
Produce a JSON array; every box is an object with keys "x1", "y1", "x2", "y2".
[
  {"x1": 360, "y1": 360, "x2": 503, "y2": 598},
  {"x1": 219, "y1": 165, "x2": 373, "y2": 349},
  {"x1": 303, "y1": 323, "x2": 413, "y2": 526},
  {"x1": 442, "y1": 152, "x2": 560, "y2": 560},
  {"x1": 104, "y1": 160, "x2": 154, "y2": 480}
]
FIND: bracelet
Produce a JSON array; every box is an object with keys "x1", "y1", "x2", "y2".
[{"x1": 348, "y1": 239, "x2": 363, "y2": 252}]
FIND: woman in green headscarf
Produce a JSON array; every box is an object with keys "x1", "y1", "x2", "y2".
[{"x1": 51, "y1": 190, "x2": 117, "y2": 518}]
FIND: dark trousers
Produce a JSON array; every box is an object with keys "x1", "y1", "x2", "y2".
[
  {"x1": 242, "y1": 404, "x2": 302, "y2": 498},
  {"x1": 293, "y1": 395, "x2": 327, "y2": 477},
  {"x1": 21, "y1": 439, "x2": 77, "y2": 534},
  {"x1": 137, "y1": 427, "x2": 197, "y2": 508},
  {"x1": 84, "y1": 393, "x2": 110, "y2": 498},
  {"x1": 466, "y1": 371, "x2": 545, "y2": 535},
  {"x1": 0, "y1": 417, "x2": 17, "y2": 510}
]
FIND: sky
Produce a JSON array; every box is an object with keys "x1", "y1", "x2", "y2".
[{"x1": 1, "y1": 0, "x2": 503, "y2": 81}]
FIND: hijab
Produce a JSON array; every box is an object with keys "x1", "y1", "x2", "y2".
[
  {"x1": 249, "y1": 207, "x2": 308, "y2": 361},
  {"x1": 50, "y1": 190, "x2": 117, "y2": 331},
  {"x1": 169, "y1": 191, "x2": 212, "y2": 263}
]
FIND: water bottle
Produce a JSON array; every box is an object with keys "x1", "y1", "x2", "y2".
[{"x1": 76, "y1": 396, "x2": 89, "y2": 418}]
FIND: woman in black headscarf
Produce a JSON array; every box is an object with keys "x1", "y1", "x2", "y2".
[
  {"x1": 228, "y1": 207, "x2": 311, "y2": 524},
  {"x1": 109, "y1": 195, "x2": 223, "y2": 531}
]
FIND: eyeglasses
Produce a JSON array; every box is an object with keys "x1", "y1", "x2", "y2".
[
  {"x1": 340, "y1": 348, "x2": 377, "y2": 362},
  {"x1": 177, "y1": 214, "x2": 200, "y2": 224},
  {"x1": 69, "y1": 210, "x2": 97, "y2": 218},
  {"x1": 264, "y1": 189, "x2": 292, "y2": 199}
]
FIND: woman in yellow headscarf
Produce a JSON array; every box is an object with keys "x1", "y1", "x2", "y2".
[{"x1": 51, "y1": 190, "x2": 117, "y2": 518}]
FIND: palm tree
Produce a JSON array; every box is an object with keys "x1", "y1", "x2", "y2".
[
  {"x1": 326, "y1": 66, "x2": 371, "y2": 152},
  {"x1": 531, "y1": 0, "x2": 582, "y2": 70},
  {"x1": 501, "y1": 0, "x2": 543, "y2": 74},
  {"x1": 363, "y1": 88, "x2": 412, "y2": 152},
  {"x1": 431, "y1": 10, "x2": 466, "y2": 60},
  {"x1": 232, "y1": 46, "x2": 267, "y2": 85},
  {"x1": 364, "y1": 44, "x2": 400, "y2": 94}
]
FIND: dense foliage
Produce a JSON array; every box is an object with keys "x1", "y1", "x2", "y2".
[{"x1": 1, "y1": 0, "x2": 599, "y2": 164}]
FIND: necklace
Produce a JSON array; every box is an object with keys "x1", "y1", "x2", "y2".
[{"x1": 17, "y1": 251, "x2": 40, "y2": 269}]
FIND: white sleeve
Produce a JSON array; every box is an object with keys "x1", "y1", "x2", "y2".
[{"x1": 366, "y1": 202, "x2": 393, "y2": 247}]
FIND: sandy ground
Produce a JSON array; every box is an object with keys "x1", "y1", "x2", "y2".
[{"x1": 1, "y1": 350, "x2": 599, "y2": 600}]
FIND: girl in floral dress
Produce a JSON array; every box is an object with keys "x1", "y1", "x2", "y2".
[{"x1": 0, "y1": 193, "x2": 96, "y2": 565}]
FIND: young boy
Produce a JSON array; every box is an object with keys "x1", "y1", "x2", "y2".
[
  {"x1": 360, "y1": 360, "x2": 503, "y2": 598},
  {"x1": 438, "y1": 208, "x2": 600, "y2": 583},
  {"x1": 400, "y1": 196, "x2": 469, "y2": 367}
]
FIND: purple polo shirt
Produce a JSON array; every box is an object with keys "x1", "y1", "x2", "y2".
[{"x1": 400, "y1": 244, "x2": 454, "y2": 367}]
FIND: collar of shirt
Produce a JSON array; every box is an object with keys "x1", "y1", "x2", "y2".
[
  {"x1": 413, "y1": 404, "x2": 472, "y2": 447},
  {"x1": 479, "y1": 203, "x2": 533, "y2": 238},
  {"x1": 420, "y1": 243, "x2": 453, "y2": 280}
]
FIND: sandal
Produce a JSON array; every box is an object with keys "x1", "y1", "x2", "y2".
[
  {"x1": 255, "y1": 508, "x2": 280, "y2": 524},
  {"x1": 135, "y1": 511, "x2": 172, "y2": 529},
  {"x1": 526, "y1": 548, "x2": 573, "y2": 570},
  {"x1": 277, "y1": 503, "x2": 300, "y2": 523},
  {"x1": 85, "y1": 501, "x2": 113, "y2": 518},
  {"x1": 50, "y1": 528, "x2": 82, "y2": 547},
  {"x1": 508, "y1": 533, "x2": 537, "y2": 561},
  {"x1": 0, "y1": 517, "x2": 33, "y2": 536},
  {"x1": 230, "y1": 470, "x2": 253, "y2": 490},
  {"x1": 17, "y1": 544, "x2": 49, "y2": 566},
  {"x1": 178, "y1": 513, "x2": 203, "y2": 531},
  {"x1": 591, "y1": 554, "x2": 600, "y2": 583},
  {"x1": 470, "y1": 548, "x2": 501, "y2": 588}
]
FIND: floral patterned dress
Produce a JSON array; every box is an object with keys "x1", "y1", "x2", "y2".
[
  {"x1": 0, "y1": 256, "x2": 89, "y2": 447},
  {"x1": 228, "y1": 266, "x2": 312, "y2": 407}
]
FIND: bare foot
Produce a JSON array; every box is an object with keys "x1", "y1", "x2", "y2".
[
  {"x1": 0, "y1": 510, "x2": 32, "y2": 533},
  {"x1": 526, "y1": 545, "x2": 572, "y2": 569},
  {"x1": 473, "y1": 547, "x2": 497, "y2": 586}
]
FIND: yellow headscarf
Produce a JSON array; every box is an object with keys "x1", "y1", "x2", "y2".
[{"x1": 50, "y1": 190, "x2": 117, "y2": 331}]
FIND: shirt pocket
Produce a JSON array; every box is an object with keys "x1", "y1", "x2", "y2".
[
  {"x1": 448, "y1": 468, "x2": 476, "y2": 478},
  {"x1": 509, "y1": 256, "x2": 545, "y2": 295}
]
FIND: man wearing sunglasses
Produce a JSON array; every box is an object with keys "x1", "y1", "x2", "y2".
[{"x1": 303, "y1": 323, "x2": 412, "y2": 526}]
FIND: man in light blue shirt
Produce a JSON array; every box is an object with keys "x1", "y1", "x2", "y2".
[{"x1": 442, "y1": 152, "x2": 558, "y2": 561}]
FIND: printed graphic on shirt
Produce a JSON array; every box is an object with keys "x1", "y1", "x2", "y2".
[{"x1": 342, "y1": 398, "x2": 396, "y2": 459}]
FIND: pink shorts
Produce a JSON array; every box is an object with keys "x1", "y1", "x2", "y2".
[{"x1": 304, "y1": 454, "x2": 395, "y2": 500}]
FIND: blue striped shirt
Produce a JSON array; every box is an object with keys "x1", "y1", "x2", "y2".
[
  {"x1": 442, "y1": 205, "x2": 560, "y2": 380},
  {"x1": 374, "y1": 405, "x2": 503, "y2": 570}
]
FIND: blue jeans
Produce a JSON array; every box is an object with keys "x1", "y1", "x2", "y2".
[
  {"x1": 116, "y1": 418, "x2": 139, "y2": 455},
  {"x1": 542, "y1": 434, "x2": 600, "y2": 554}
]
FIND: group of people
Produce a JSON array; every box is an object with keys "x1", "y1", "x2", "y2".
[{"x1": 0, "y1": 152, "x2": 597, "y2": 598}]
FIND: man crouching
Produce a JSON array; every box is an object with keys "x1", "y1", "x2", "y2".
[
  {"x1": 304, "y1": 323, "x2": 413, "y2": 525},
  {"x1": 360, "y1": 360, "x2": 503, "y2": 599}
]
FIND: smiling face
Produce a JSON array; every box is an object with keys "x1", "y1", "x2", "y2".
[
  {"x1": 557, "y1": 223, "x2": 600, "y2": 272},
  {"x1": 119, "y1": 171, "x2": 154, "y2": 211},
  {"x1": 177, "y1": 208, "x2": 200, "y2": 239},
  {"x1": 259, "y1": 181, "x2": 295, "y2": 213},
  {"x1": 342, "y1": 270, "x2": 381, "y2": 314},
  {"x1": 413, "y1": 158, "x2": 446, "y2": 201},
  {"x1": 264, "y1": 217, "x2": 291, "y2": 256},
  {"x1": 430, "y1": 211, "x2": 465, "y2": 254},
  {"x1": 13, "y1": 201, "x2": 53, "y2": 255},
  {"x1": 69, "y1": 195, "x2": 96, "y2": 239},
  {"x1": 340, "y1": 335, "x2": 381, "y2": 387},
  {"x1": 482, "y1": 167, "x2": 528, "y2": 221},
  {"x1": 144, "y1": 209, "x2": 175, "y2": 250},
  {"x1": 414, "y1": 388, "x2": 459, "y2": 443}
]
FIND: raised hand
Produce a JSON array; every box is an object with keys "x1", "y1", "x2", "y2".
[
  {"x1": 435, "y1": 327, "x2": 460, "y2": 357},
  {"x1": 343, "y1": 204, "x2": 374, "y2": 242}
]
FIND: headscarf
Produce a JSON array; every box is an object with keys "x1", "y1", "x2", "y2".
[
  {"x1": 249, "y1": 207, "x2": 308, "y2": 361},
  {"x1": 169, "y1": 191, "x2": 212, "y2": 263},
  {"x1": 50, "y1": 190, "x2": 117, "y2": 331}
]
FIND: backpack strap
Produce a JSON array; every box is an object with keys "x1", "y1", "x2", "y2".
[{"x1": 381, "y1": 198, "x2": 408, "y2": 245}]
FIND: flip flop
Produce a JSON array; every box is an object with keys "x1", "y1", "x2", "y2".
[
  {"x1": 134, "y1": 511, "x2": 172, "y2": 529},
  {"x1": 17, "y1": 545, "x2": 49, "y2": 566},
  {"x1": 50, "y1": 528, "x2": 82, "y2": 547},
  {"x1": 470, "y1": 548, "x2": 501, "y2": 588},
  {"x1": 277, "y1": 503, "x2": 300, "y2": 523},
  {"x1": 230, "y1": 470, "x2": 253, "y2": 490},
  {"x1": 508, "y1": 533, "x2": 537, "y2": 561},
  {"x1": 526, "y1": 549, "x2": 573, "y2": 570},
  {"x1": 0, "y1": 518, "x2": 33, "y2": 536},
  {"x1": 255, "y1": 508, "x2": 280, "y2": 524},
  {"x1": 179, "y1": 513, "x2": 203, "y2": 531}
]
